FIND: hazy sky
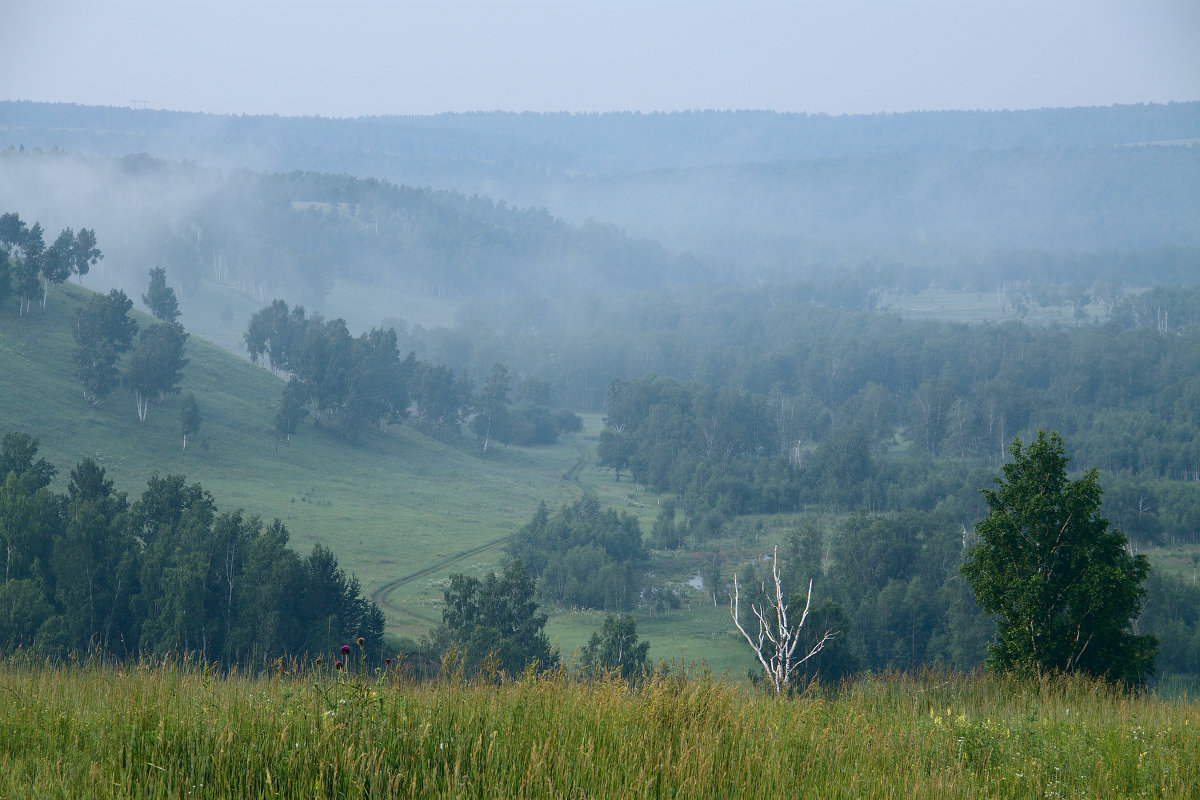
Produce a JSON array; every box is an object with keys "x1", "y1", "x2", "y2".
[{"x1": 2, "y1": 0, "x2": 1197, "y2": 117}]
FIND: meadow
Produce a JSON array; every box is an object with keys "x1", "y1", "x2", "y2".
[{"x1": 1, "y1": 656, "x2": 1196, "y2": 799}]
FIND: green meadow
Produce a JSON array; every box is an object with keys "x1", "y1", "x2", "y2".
[{"x1": 1, "y1": 657, "x2": 1197, "y2": 799}]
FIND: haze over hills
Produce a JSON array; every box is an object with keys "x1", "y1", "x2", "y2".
[
  {"x1": 2, "y1": 102, "x2": 1198, "y2": 347},
  {"x1": 3, "y1": 100, "x2": 1200, "y2": 687},
  {"x1": 6, "y1": 3, "x2": 1200, "y2": 790}
]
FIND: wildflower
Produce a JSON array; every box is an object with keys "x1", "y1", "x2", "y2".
[
  {"x1": 341, "y1": 644, "x2": 351, "y2": 655},
  {"x1": 385, "y1": 658, "x2": 392, "y2": 666},
  {"x1": 357, "y1": 637, "x2": 365, "y2": 646},
  {"x1": 335, "y1": 660, "x2": 344, "y2": 670}
]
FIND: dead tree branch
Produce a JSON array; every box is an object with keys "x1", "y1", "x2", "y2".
[{"x1": 730, "y1": 545, "x2": 835, "y2": 694}]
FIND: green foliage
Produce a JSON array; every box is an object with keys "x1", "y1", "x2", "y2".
[
  {"x1": 1138, "y1": 569, "x2": 1200, "y2": 679},
  {"x1": 650, "y1": 497, "x2": 683, "y2": 549},
  {"x1": 39, "y1": 227, "x2": 75, "y2": 309},
  {"x1": 411, "y1": 361, "x2": 472, "y2": 439},
  {"x1": 429, "y1": 559, "x2": 558, "y2": 677},
  {"x1": 142, "y1": 266, "x2": 180, "y2": 322},
  {"x1": 0, "y1": 250, "x2": 11, "y2": 310},
  {"x1": 0, "y1": 212, "x2": 47, "y2": 316},
  {"x1": 70, "y1": 227, "x2": 101, "y2": 280},
  {"x1": 273, "y1": 377, "x2": 306, "y2": 444},
  {"x1": 580, "y1": 614, "x2": 650, "y2": 681},
  {"x1": 510, "y1": 494, "x2": 645, "y2": 611},
  {"x1": 71, "y1": 289, "x2": 137, "y2": 405},
  {"x1": 0, "y1": 434, "x2": 384, "y2": 665},
  {"x1": 179, "y1": 393, "x2": 201, "y2": 451},
  {"x1": 963, "y1": 431, "x2": 1157, "y2": 686},
  {"x1": 471, "y1": 362, "x2": 511, "y2": 451},
  {"x1": 598, "y1": 375, "x2": 778, "y2": 506},
  {"x1": 124, "y1": 321, "x2": 188, "y2": 422},
  {"x1": 246, "y1": 300, "x2": 418, "y2": 441}
]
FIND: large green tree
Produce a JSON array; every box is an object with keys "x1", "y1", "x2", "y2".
[
  {"x1": 70, "y1": 227, "x2": 102, "y2": 282},
  {"x1": 71, "y1": 289, "x2": 137, "y2": 405},
  {"x1": 0, "y1": 217, "x2": 45, "y2": 317},
  {"x1": 580, "y1": 614, "x2": 650, "y2": 681},
  {"x1": 39, "y1": 228, "x2": 75, "y2": 310},
  {"x1": 962, "y1": 431, "x2": 1156, "y2": 686},
  {"x1": 430, "y1": 560, "x2": 558, "y2": 677},
  {"x1": 124, "y1": 322, "x2": 188, "y2": 422}
]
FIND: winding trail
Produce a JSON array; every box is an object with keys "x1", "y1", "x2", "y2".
[
  {"x1": 370, "y1": 537, "x2": 510, "y2": 622},
  {"x1": 371, "y1": 440, "x2": 593, "y2": 621},
  {"x1": 561, "y1": 440, "x2": 590, "y2": 485}
]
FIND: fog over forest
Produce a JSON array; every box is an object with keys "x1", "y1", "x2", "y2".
[
  {"x1": 6, "y1": 2, "x2": 1200, "y2": 792},
  {"x1": 2, "y1": 100, "x2": 1200, "y2": 693}
]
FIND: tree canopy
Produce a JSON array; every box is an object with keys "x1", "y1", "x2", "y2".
[
  {"x1": 0, "y1": 435, "x2": 384, "y2": 666},
  {"x1": 962, "y1": 431, "x2": 1157, "y2": 686},
  {"x1": 71, "y1": 289, "x2": 137, "y2": 405},
  {"x1": 427, "y1": 560, "x2": 558, "y2": 678},
  {"x1": 142, "y1": 266, "x2": 181, "y2": 323}
]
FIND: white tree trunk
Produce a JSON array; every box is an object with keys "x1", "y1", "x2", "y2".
[{"x1": 730, "y1": 546, "x2": 835, "y2": 695}]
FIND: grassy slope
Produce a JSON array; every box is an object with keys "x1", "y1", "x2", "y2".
[
  {"x1": 0, "y1": 284, "x2": 577, "y2": 637},
  {"x1": 2, "y1": 283, "x2": 754, "y2": 671}
]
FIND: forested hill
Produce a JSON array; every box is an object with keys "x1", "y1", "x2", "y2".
[
  {"x1": 3, "y1": 102, "x2": 1198, "y2": 293},
  {"x1": 0, "y1": 149, "x2": 705, "y2": 308}
]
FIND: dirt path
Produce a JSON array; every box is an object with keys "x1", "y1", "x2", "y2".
[{"x1": 372, "y1": 440, "x2": 593, "y2": 620}]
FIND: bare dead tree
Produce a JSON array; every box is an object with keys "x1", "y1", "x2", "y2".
[{"x1": 730, "y1": 546, "x2": 835, "y2": 695}]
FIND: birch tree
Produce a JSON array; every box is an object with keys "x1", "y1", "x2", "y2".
[{"x1": 730, "y1": 546, "x2": 835, "y2": 694}]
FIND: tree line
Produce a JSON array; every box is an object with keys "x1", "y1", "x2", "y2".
[
  {"x1": 398, "y1": 281, "x2": 1200, "y2": 540},
  {"x1": 0, "y1": 432, "x2": 383, "y2": 665},
  {"x1": 245, "y1": 300, "x2": 581, "y2": 448},
  {"x1": 509, "y1": 494, "x2": 645, "y2": 611},
  {"x1": 0, "y1": 211, "x2": 101, "y2": 316}
]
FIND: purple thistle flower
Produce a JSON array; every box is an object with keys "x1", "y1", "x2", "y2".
[
  {"x1": 385, "y1": 658, "x2": 392, "y2": 666},
  {"x1": 341, "y1": 645, "x2": 351, "y2": 655},
  {"x1": 335, "y1": 660, "x2": 344, "y2": 670},
  {"x1": 357, "y1": 637, "x2": 365, "y2": 646}
]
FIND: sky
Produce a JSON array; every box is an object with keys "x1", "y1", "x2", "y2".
[{"x1": 2, "y1": 0, "x2": 1198, "y2": 118}]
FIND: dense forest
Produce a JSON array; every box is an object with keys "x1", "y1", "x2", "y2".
[
  {"x1": 5, "y1": 205, "x2": 1199, "y2": 684},
  {"x1": 0, "y1": 149, "x2": 705, "y2": 309},
  {"x1": 0, "y1": 433, "x2": 384, "y2": 665}
]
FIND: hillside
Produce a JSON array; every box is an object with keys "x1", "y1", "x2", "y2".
[
  {"x1": 3, "y1": 104, "x2": 1198, "y2": 314},
  {"x1": 0, "y1": 283, "x2": 585, "y2": 642},
  {"x1": 0, "y1": 281, "x2": 806, "y2": 675}
]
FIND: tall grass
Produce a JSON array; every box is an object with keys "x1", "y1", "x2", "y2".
[{"x1": 1, "y1": 657, "x2": 1196, "y2": 799}]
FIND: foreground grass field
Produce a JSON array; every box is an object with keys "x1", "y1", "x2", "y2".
[{"x1": 1, "y1": 659, "x2": 1197, "y2": 799}]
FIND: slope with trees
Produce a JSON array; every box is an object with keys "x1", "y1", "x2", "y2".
[{"x1": 0, "y1": 433, "x2": 385, "y2": 665}]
